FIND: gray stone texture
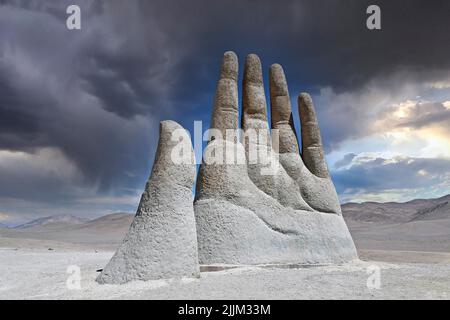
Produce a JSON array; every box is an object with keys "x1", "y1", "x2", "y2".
[{"x1": 97, "y1": 120, "x2": 199, "y2": 284}]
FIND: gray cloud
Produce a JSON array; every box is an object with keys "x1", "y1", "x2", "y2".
[
  {"x1": 332, "y1": 154, "x2": 450, "y2": 202},
  {"x1": 334, "y1": 153, "x2": 357, "y2": 169},
  {"x1": 395, "y1": 102, "x2": 450, "y2": 129}
]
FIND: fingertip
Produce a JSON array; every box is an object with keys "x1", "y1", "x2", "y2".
[
  {"x1": 221, "y1": 51, "x2": 238, "y2": 81},
  {"x1": 269, "y1": 64, "x2": 288, "y2": 96},
  {"x1": 224, "y1": 50, "x2": 237, "y2": 59},
  {"x1": 298, "y1": 92, "x2": 312, "y2": 103},
  {"x1": 244, "y1": 53, "x2": 263, "y2": 85},
  {"x1": 270, "y1": 63, "x2": 283, "y2": 73},
  {"x1": 246, "y1": 53, "x2": 261, "y2": 63}
]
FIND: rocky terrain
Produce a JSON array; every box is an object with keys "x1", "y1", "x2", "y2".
[
  {"x1": 342, "y1": 194, "x2": 450, "y2": 223},
  {"x1": 342, "y1": 194, "x2": 450, "y2": 255},
  {"x1": 0, "y1": 213, "x2": 133, "y2": 250}
]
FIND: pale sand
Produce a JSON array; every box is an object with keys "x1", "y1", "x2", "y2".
[
  {"x1": 0, "y1": 246, "x2": 448, "y2": 300},
  {"x1": 1, "y1": 211, "x2": 448, "y2": 299}
]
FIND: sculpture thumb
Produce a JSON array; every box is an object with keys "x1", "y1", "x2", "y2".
[{"x1": 96, "y1": 120, "x2": 199, "y2": 284}]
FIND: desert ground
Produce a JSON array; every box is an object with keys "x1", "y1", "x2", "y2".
[{"x1": 0, "y1": 195, "x2": 449, "y2": 299}]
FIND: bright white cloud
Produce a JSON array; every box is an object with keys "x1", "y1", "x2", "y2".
[
  {"x1": 0, "y1": 212, "x2": 9, "y2": 221},
  {"x1": 426, "y1": 81, "x2": 450, "y2": 89},
  {"x1": 322, "y1": 77, "x2": 450, "y2": 203}
]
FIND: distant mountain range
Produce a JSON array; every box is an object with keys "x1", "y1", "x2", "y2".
[
  {"x1": 341, "y1": 194, "x2": 450, "y2": 253},
  {"x1": 1, "y1": 196, "x2": 449, "y2": 253},
  {"x1": 0, "y1": 212, "x2": 134, "y2": 250},
  {"x1": 3, "y1": 193, "x2": 450, "y2": 229},
  {"x1": 13, "y1": 214, "x2": 89, "y2": 229},
  {"x1": 342, "y1": 194, "x2": 450, "y2": 223}
]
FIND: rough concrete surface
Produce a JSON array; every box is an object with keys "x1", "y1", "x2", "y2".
[{"x1": 97, "y1": 121, "x2": 199, "y2": 284}]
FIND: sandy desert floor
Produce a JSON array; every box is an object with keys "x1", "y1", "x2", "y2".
[
  {"x1": 0, "y1": 212, "x2": 449, "y2": 300},
  {"x1": 0, "y1": 244, "x2": 449, "y2": 299}
]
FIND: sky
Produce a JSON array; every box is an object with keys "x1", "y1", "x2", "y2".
[{"x1": 1, "y1": 0, "x2": 450, "y2": 225}]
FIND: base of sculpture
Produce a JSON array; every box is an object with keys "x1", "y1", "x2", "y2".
[
  {"x1": 96, "y1": 210, "x2": 200, "y2": 284},
  {"x1": 195, "y1": 199, "x2": 357, "y2": 265}
]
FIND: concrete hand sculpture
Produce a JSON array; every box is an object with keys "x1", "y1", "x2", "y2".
[
  {"x1": 195, "y1": 52, "x2": 357, "y2": 265},
  {"x1": 98, "y1": 51, "x2": 357, "y2": 284}
]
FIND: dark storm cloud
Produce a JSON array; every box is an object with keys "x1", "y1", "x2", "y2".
[
  {"x1": 56, "y1": 0, "x2": 450, "y2": 118},
  {"x1": 143, "y1": 0, "x2": 450, "y2": 93},
  {"x1": 0, "y1": 65, "x2": 42, "y2": 144},
  {"x1": 3, "y1": 0, "x2": 450, "y2": 123},
  {"x1": 1, "y1": 0, "x2": 450, "y2": 219},
  {"x1": 0, "y1": 0, "x2": 163, "y2": 196},
  {"x1": 135, "y1": 0, "x2": 450, "y2": 151}
]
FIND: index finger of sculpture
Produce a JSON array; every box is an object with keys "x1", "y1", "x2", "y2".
[
  {"x1": 298, "y1": 93, "x2": 329, "y2": 178},
  {"x1": 241, "y1": 54, "x2": 270, "y2": 132},
  {"x1": 209, "y1": 51, "x2": 239, "y2": 142},
  {"x1": 269, "y1": 64, "x2": 300, "y2": 154}
]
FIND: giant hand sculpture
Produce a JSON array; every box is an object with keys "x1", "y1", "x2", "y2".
[
  {"x1": 195, "y1": 52, "x2": 357, "y2": 265},
  {"x1": 98, "y1": 51, "x2": 357, "y2": 284}
]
